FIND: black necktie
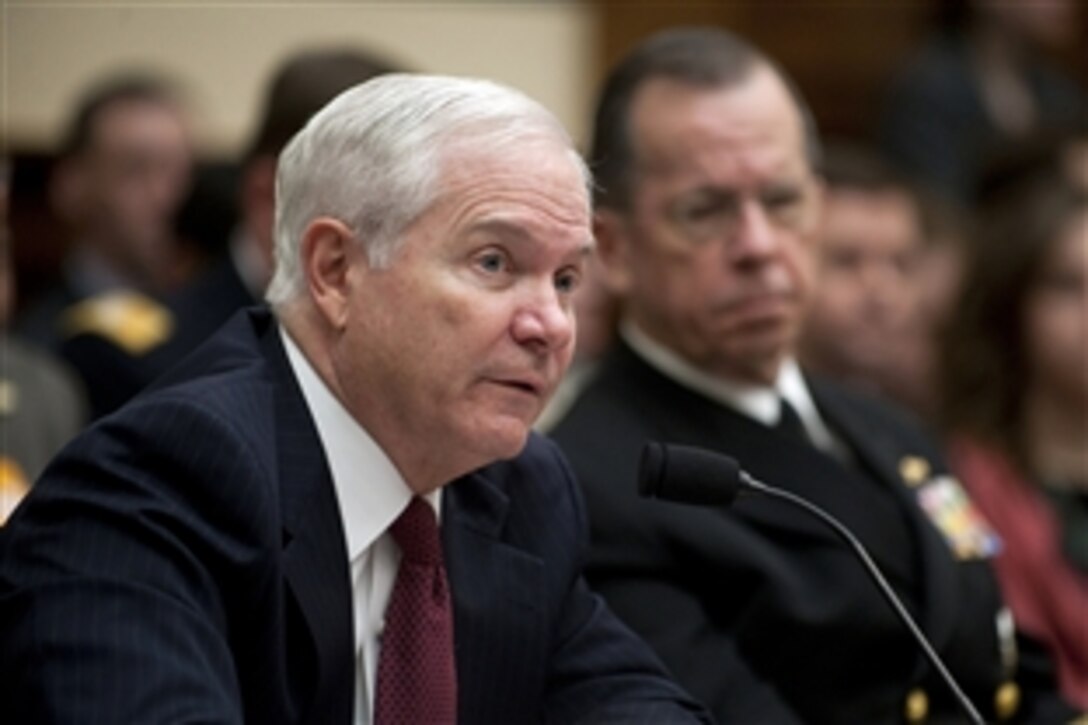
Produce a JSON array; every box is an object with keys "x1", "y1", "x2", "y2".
[{"x1": 775, "y1": 398, "x2": 811, "y2": 445}]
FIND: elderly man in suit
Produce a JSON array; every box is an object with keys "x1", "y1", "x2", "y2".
[
  {"x1": 550, "y1": 27, "x2": 1076, "y2": 724},
  {"x1": 0, "y1": 74, "x2": 709, "y2": 724}
]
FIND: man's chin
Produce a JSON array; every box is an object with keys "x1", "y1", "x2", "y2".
[
  {"x1": 473, "y1": 416, "x2": 534, "y2": 462},
  {"x1": 706, "y1": 340, "x2": 792, "y2": 384}
]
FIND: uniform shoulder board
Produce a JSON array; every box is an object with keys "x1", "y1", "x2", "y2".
[{"x1": 61, "y1": 290, "x2": 175, "y2": 356}]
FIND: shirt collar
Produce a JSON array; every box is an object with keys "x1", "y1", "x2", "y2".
[
  {"x1": 279, "y1": 326, "x2": 438, "y2": 561},
  {"x1": 620, "y1": 319, "x2": 843, "y2": 456},
  {"x1": 621, "y1": 319, "x2": 784, "y2": 424}
]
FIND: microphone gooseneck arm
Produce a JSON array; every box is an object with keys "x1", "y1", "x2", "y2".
[
  {"x1": 739, "y1": 472, "x2": 985, "y2": 725},
  {"x1": 638, "y1": 441, "x2": 985, "y2": 725}
]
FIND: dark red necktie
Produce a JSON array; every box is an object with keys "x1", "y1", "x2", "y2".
[{"x1": 374, "y1": 497, "x2": 458, "y2": 724}]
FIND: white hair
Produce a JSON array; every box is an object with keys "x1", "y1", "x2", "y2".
[{"x1": 266, "y1": 73, "x2": 588, "y2": 306}]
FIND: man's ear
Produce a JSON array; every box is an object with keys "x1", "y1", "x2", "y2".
[
  {"x1": 300, "y1": 217, "x2": 359, "y2": 330},
  {"x1": 593, "y1": 208, "x2": 635, "y2": 296}
]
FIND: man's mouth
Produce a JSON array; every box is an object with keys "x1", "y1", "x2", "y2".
[{"x1": 492, "y1": 377, "x2": 545, "y2": 396}]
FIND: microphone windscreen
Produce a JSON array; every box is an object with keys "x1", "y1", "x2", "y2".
[{"x1": 638, "y1": 442, "x2": 745, "y2": 508}]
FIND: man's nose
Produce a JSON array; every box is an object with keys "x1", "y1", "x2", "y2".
[
  {"x1": 729, "y1": 199, "x2": 778, "y2": 261},
  {"x1": 511, "y1": 284, "x2": 575, "y2": 354}
]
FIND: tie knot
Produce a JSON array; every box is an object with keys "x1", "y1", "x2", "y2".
[{"x1": 390, "y1": 497, "x2": 442, "y2": 565}]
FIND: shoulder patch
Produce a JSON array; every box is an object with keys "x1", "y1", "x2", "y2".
[{"x1": 61, "y1": 291, "x2": 174, "y2": 356}]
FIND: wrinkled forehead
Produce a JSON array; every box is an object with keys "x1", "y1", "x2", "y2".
[
  {"x1": 441, "y1": 126, "x2": 589, "y2": 183},
  {"x1": 435, "y1": 134, "x2": 591, "y2": 213},
  {"x1": 422, "y1": 139, "x2": 593, "y2": 249}
]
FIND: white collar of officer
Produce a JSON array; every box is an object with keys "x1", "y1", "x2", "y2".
[{"x1": 620, "y1": 318, "x2": 835, "y2": 452}]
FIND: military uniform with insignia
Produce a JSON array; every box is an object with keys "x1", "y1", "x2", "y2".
[
  {"x1": 552, "y1": 341, "x2": 1078, "y2": 724},
  {"x1": 56, "y1": 290, "x2": 177, "y2": 419},
  {"x1": 16, "y1": 264, "x2": 180, "y2": 420}
]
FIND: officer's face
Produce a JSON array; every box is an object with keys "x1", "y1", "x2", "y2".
[{"x1": 597, "y1": 67, "x2": 823, "y2": 385}]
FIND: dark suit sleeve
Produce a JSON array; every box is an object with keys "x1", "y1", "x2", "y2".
[
  {"x1": 537, "y1": 441, "x2": 714, "y2": 725},
  {"x1": 0, "y1": 396, "x2": 271, "y2": 723}
]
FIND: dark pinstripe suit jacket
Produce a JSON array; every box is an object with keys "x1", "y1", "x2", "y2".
[{"x1": 0, "y1": 309, "x2": 710, "y2": 725}]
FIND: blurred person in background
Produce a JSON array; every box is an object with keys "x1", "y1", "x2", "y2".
[
  {"x1": 939, "y1": 171, "x2": 1088, "y2": 712},
  {"x1": 19, "y1": 51, "x2": 399, "y2": 420},
  {"x1": 880, "y1": 0, "x2": 1085, "y2": 203},
  {"x1": 0, "y1": 157, "x2": 86, "y2": 524},
  {"x1": 166, "y1": 46, "x2": 401, "y2": 353},
  {"x1": 798, "y1": 144, "x2": 932, "y2": 418},
  {"x1": 15, "y1": 74, "x2": 194, "y2": 418}
]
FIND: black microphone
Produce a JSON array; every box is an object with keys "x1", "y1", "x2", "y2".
[{"x1": 638, "y1": 441, "x2": 986, "y2": 725}]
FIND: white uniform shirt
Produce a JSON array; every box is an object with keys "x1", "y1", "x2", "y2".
[{"x1": 621, "y1": 319, "x2": 849, "y2": 460}]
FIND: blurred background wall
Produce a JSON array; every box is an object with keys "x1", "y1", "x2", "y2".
[
  {"x1": 4, "y1": 2, "x2": 597, "y2": 154},
  {"x1": 4, "y1": 0, "x2": 1084, "y2": 308}
]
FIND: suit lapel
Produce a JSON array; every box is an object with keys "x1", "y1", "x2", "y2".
[
  {"x1": 257, "y1": 313, "x2": 354, "y2": 723},
  {"x1": 442, "y1": 468, "x2": 547, "y2": 723}
]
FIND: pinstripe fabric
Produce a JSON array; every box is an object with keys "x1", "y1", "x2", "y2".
[{"x1": 0, "y1": 308, "x2": 711, "y2": 725}]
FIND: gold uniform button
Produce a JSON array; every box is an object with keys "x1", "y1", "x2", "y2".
[
  {"x1": 904, "y1": 687, "x2": 929, "y2": 723},
  {"x1": 899, "y1": 455, "x2": 931, "y2": 487},
  {"x1": 994, "y1": 681, "x2": 1020, "y2": 721}
]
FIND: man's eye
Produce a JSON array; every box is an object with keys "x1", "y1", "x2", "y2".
[
  {"x1": 826, "y1": 248, "x2": 859, "y2": 266},
  {"x1": 763, "y1": 189, "x2": 800, "y2": 211},
  {"x1": 555, "y1": 269, "x2": 581, "y2": 294},
  {"x1": 476, "y1": 251, "x2": 508, "y2": 274},
  {"x1": 670, "y1": 196, "x2": 736, "y2": 244},
  {"x1": 680, "y1": 204, "x2": 718, "y2": 221},
  {"x1": 675, "y1": 199, "x2": 730, "y2": 224}
]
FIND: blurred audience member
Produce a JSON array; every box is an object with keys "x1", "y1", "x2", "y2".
[
  {"x1": 18, "y1": 52, "x2": 398, "y2": 420},
  {"x1": 976, "y1": 127, "x2": 1088, "y2": 203},
  {"x1": 0, "y1": 158, "x2": 86, "y2": 523},
  {"x1": 15, "y1": 74, "x2": 194, "y2": 417},
  {"x1": 940, "y1": 172, "x2": 1088, "y2": 711},
  {"x1": 799, "y1": 145, "x2": 930, "y2": 416},
  {"x1": 880, "y1": 0, "x2": 1085, "y2": 202},
  {"x1": 167, "y1": 47, "x2": 401, "y2": 353}
]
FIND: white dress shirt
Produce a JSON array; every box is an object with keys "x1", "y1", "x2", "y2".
[
  {"x1": 280, "y1": 327, "x2": 440, "y2": 725},
  {"x1": 621, "y1": 320, "x2": 850, "y2": 460}
]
